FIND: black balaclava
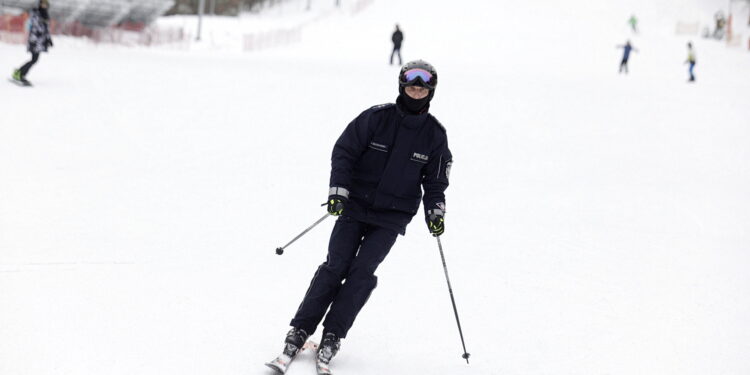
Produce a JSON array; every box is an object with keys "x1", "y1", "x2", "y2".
[
  {"x1": 38, "y1": 0, "x2": 49, "y2": 20},
  {"x1": 398, "y1": 84, "x2": 434, "y2": 115}
]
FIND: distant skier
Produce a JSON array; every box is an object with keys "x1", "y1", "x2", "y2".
[
  {"x1": 617, "y1": 40, "x2": 638, "y2": 74},
  {"x1": 628, "y1": 14, "x2": 638, "y2": 33},
  {"x1": 713, "y1": 11, "x2": 727, "y2": 39},
  {"x1": 685, "y1": 42, "x2": 696, "y2": 82},
  {"x1": 11, "y1": 0, "x2": 53, "y2": 86},
  {"x1": 266, "y1": 60, "x2": 452, "y2": 375},
  {"x1": 390, "y1": 24, "x2": 403, "y2": 65}
]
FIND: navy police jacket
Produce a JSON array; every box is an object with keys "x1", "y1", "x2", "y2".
[{"x1": 330, "y1": 102, "x2": 452, "y2": 235}]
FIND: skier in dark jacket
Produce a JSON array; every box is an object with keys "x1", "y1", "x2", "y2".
[
  {"x1": 267, "y1": 60, "x2": 452, "y2": 375},
  {"x1": 617, "y1": 40, "x2": 637, "y2": 74},
  {"x1": 12, "y1": 0, "x2": 53, "y2": 86},
  {"x1": 390, "y1": 24, "x2": 403, "y2": 65}
]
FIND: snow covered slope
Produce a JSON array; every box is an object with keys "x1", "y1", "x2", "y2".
[{"x1": 1, "y1": 0, "x2": 749, "y2": 375}]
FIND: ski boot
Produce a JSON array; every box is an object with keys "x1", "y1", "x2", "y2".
[
  {"x1": 284, "y1": 327, "x2": 309, "y2": 356},
  {"x1": 11, "y1": 69, "x2": 31, "y2": 86},
  {"x1": 316, "y1": 332, "x2": 340, "y2": 375},
  {"x1": 265, "y1": 328, "x2": 309, "y2": 374}
]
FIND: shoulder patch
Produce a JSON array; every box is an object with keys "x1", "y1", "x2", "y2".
[{"x1": 370, "y1": 103, "x2": 395, "y2": 112}]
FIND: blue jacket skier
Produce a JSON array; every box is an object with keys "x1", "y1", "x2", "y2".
[
  {"x1": 269, "y1": 60, "x2": 452, "y2": 374},
  {"x1": 12, "y1": 0, "x2": 53, "y2": 85},
  {"x1": 617, "y1": 40, "x2": 637, "y2": 74},
  {"x1": 685, "y1": 42, "x2": 696, "y2": 82}
]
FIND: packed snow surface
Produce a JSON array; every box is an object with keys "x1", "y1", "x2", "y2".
[{"x1": 1, "y1": 0, "x2": 749, "y2": 374}]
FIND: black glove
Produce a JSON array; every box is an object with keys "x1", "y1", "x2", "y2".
[
  {"x1": 327, "y1": 195, "x2": 346, "y2": 216},
  {"x1": 46, "y1": 38, "x2": 53, "y2": 48},
  {"x1": 426, "y1": 209, "x2": 445, "y2": 236},
  {"x1": 326, "y1": 187, "x2": 349, "y2": 216}
]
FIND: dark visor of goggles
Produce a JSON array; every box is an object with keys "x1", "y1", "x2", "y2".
[{"x1": 400, "y1": 68, "x2": 435, "y2": 88}]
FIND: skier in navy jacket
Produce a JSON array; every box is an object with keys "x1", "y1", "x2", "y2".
[
  {"x1": 269, "y1": 60, "x2": 452, "y2": 374},
  {"x1": 617, "y1": 40, "x2": 638, "y2": 74},
  {"x1": 390, "y1": 24, "x2": 403, "y2": 65}
]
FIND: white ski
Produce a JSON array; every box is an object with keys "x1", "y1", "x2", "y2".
[
  {"x1": 315, "y1": 359, "x2": 333, "y2": 375},
  {"x1": 265, "y1": 341, "x2": 318, "y2": 374}
]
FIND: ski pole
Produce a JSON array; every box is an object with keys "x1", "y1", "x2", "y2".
[
  {"x1": 275, "y1": 213, "x2": 330, "y2": 255},
  {"x1": 436, "y1": 236, "x2": 471, "y2": 364}
]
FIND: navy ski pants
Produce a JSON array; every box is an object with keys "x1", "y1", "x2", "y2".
[
  {"x1": 619, "y1": 58, "x2": 629, "y2": 74},
  {"x1": 19, "y1": 52, "x2": 40, "y2": 77},
  {"x1": 290, "y1": 215, "x2": 398, "y2": 338},
  {"x1": 390, "y1": 46, "x2": 402, "y2": 65}
]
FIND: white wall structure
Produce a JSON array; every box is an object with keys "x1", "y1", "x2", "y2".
[{"x1": 0, "y1": 0, "x2": 174, "y2": 27}]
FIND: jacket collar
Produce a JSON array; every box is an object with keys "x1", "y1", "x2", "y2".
[
  {"x1": 395, "y1": 96, "x2": 430, "y2": 114},
  {"x1": 394, "y1": 98, "x2": 430, "y2": 129}
]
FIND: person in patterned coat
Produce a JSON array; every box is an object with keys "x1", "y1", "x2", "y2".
[{"x1": 13, "y1": 0, "x2": 53, "y2": 85}]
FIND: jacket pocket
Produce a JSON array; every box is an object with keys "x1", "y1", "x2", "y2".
[{"x1": 368, "y1": 141, "x2": 389, "y2": 153}]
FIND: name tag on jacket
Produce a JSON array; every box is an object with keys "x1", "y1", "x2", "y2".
[{"x1": 410, "y1": 152, "x2": 429, "y2": 164}]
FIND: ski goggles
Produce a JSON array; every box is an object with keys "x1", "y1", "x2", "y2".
[{"x1": 399, "y1": 68, "x2": 436, "y2": 89}]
